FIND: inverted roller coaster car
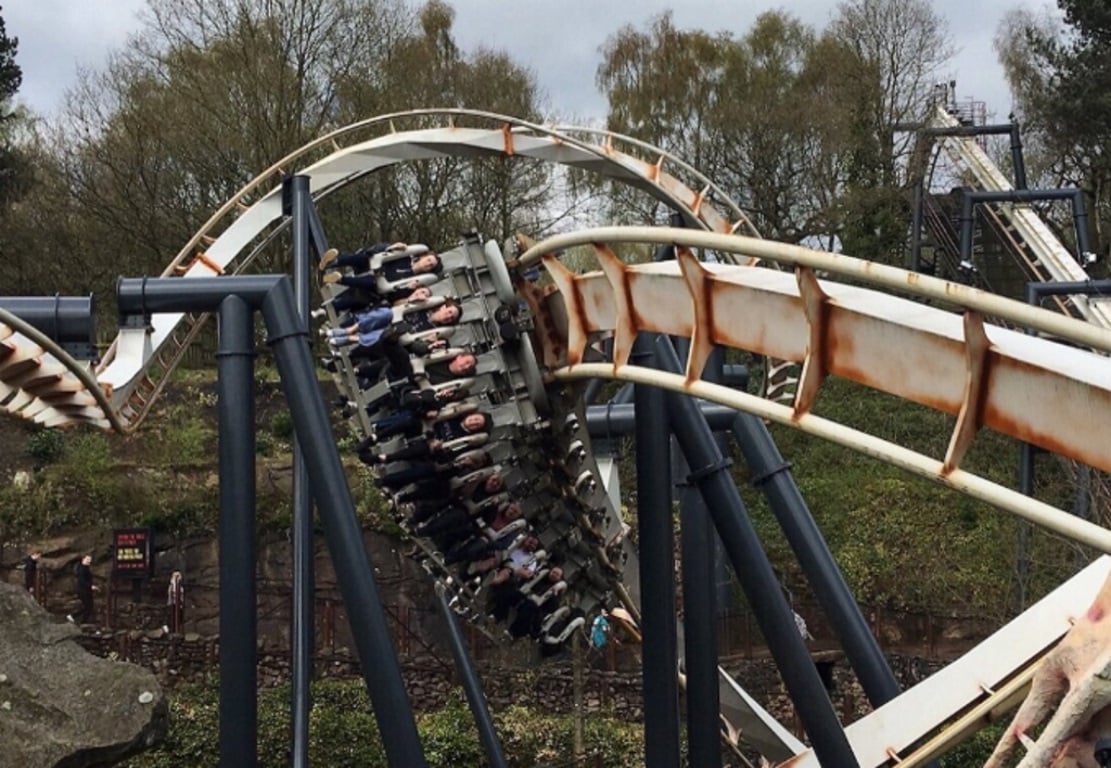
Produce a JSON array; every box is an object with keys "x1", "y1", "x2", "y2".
[{"x1": 318, "y1": 231, "x2": 630, "y2": 653}]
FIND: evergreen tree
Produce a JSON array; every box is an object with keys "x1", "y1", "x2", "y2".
[
  {"x1": 1034, "y1": 0, "x2": 1111, "y2": 148},
  {"x1": 0, "y1": 6, "x2": 28, "y2": 214},
  {"x1": 1007, "y1": 0, "x2": 1111, "y2": 256},
  {"x1": 0, "y1": 6, "x2": 19, "y2": 117}
]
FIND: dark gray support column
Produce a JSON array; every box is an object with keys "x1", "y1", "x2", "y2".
[
  {"x1": 1010, "y1": 124, "x2": 1028, "y2": 190},
  {"x1": 686, "y1": 344, "x2": 735, "y2": 615},
  {"x1": 435, "y1": 586, "x2": 508, "y2": 768},
  {"x1": 586, "y1": 396, "x2": 901, "y2": 707},
  {"x1": 959, "y1": 194, "x2": 975, "y2": 267},
  {"x1": 910, "y1": 181, "x2": 924, "y2": 272},
  {"x1": 675, "y1": 448, "x2": 721, "y2": 768},
  {"x1": 259, "y1": 283, "x2": 428, "y2": 768},
  {"x1": 633, "y1": 335, "x2": 680, "y2": 768},
  {"x1": 0, "y1": 295, "x2": 97, "y2": 359},
  {"x1": 583, "y1": 378, "x2": 603, "y2": 405},
  {"x1": 1026, "y1": 280, "x2": 1111, "y2": 300},
  {"x1": 729, "y1": 415, "x2": 901, "y2": 706},
  {"x1": 1016, "y1": 441, "x2": 1035, "y2": 611},
  {"x1": 911, "y1": 121, "x2": 1027, "y2": 189},
  {"x1": 1072, "y1": 190, "x2": 1093, "y2": 259},
  {"x1": 654, "y1": 336, "x2": 858, "y2": 768},
  {"x1": 613, "y1": 382, "x2": 635, "y2": 405},
  {"x1": 117, "y1": 276, "x2": 428, "y2": 767},
  {"x1": 1016, "y1": 279, "x2": 1111, "y2": 598},
  {"x1": 669, "y1": 337, "x2": 722, "y2": 768},
  {"x1": 288, "y1": 175, "x2": 314, "y2": 768},
  {"x1": 960, "y1": 188, "x2": 1095, "y2": 265},
  {"x1": 217, "y1": 295, "x2": 258, "y2": 768},
  {"x1": 586, "y1": 403, "x2": 740, "y2": 434}
]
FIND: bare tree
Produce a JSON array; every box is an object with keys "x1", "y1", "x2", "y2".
[
  {"x1": 6, "y1": 0, "x2": 552, "y2": 318},
  {"x1": 323, "y1": 0, "x2": 553, "y2": 249},
  {"x1": 595, "y1": 12, "x2": 732, "y2": 226},
  {"x1": 829, "y1": 0, "x2": 954, "y2": 181}
]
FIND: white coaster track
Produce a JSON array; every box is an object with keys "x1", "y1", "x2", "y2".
[
  {"x1": 5, "y1": 109, "x2": 1111, "y2": 765},
  {"x1": 518, "y1": 226, "x2": 1111, "y2": 765},
  {"x1": 926, "y1": 103, "x2": 1111, "y2": 328}
]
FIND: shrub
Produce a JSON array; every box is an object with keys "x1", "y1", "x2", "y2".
[
  {"x1": 47, "y1": 430, "x2": 121, "y2": 516},
  {"x1": 0, "y1": 480, "x2": 68, "y2": 538},
  {"x1": 147, "y1": 406, "x2": 215, "y2": 466},
  {"x1": 256, "y1": 432, "x2": 275, "y2": 457},
  {"x1": 939, "y1": 721, "x2": 1004, "y2": 767},
  {"x1": 25, "y1": 428, "x2": 64, "y2": 465},
  {"x1": 270, "y1": 411, "x2": 294, "y2": 440},
  {"x1": 139, "y1": 496, "x2": 218, "y2": 537},
  {"x1": 420, "y1": 701, "x2": 484, "y2": 767}
]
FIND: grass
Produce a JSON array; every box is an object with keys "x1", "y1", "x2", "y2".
[{"x1": 739, "y1": 376, "x2": 1090, "y2": 618}]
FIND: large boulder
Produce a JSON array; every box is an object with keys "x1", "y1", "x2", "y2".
[{"x1": 0, "y1": 582, "x2": 167, "y2": 767}]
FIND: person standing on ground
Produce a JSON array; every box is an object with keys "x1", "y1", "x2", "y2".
[
  {"x1": 165, "y1": 571, "x2": 185, "y2": 634},
  {"x1": 68, "y1": 554, "x2": 99, "y2": 625},
  {"x1": 591, "y1": 609, "x2": 611, "y2": 650},
  {"x1": 23, "y1": 548, "x2": 41, "y2": 596}
]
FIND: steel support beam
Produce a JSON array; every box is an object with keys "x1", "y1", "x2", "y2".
[
  {"x1": 585, "y1": 402, "x2": 740, "y2": 438},
  {"x1": 217, "y1": 295, "x2": 258, "y2": 768},
  {"x1": 960, "y1": 188, "x2": 1093, "y2": 267},
  {"x1": 435, "y1": 585, "x2": 508, "y2": 768},
  {"x1": 654, "y1": 336, "x2": 858, "y2": 768},
  {"x1": 908, "y1": 122, "x2": 1028, "y2": 189},
  {"x1": 286, "y1": 175, "x2": 315, "y2": 768},
  {"x1": 676, "y1": 445, "x2": 721, "y2": 768},
  {"x1": 0, "y1": 296, "x2": 98, "y2": 360},
  {"x1": 729, "y1": 414, "x2": 902, "y2": 706},
  {"x1": 633, "y1": 334, "x2": 680, "y2": 768},
  {"x1": 118, "y1": 276, "x2": 428, "y2": 767}
]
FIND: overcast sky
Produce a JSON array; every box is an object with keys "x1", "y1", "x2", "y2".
[{"x1": 8, "y1": 0, "x2": 1059, "y2": 123}]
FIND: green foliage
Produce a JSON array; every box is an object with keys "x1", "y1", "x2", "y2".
[
  {"x1": 594, "y1": 2, "x2": 946, "y2": 250},
  {"x1": 255, "y1": 431, "x2": 276, "y2": 457},
  {"x1": 139, "y1": 496, "x2": 218, "y2": 537},
  {"x1": 120, "y1": 681, "x2": 644, "y2": 768},
  {"x1": 254, "y1": 362, "x2": 279, "y2": 386},
  {"x1": 25, "y1": 428, "x2": 65, "y2": 465},
  {"x1": 937, "y1": 721, "x2": 1005, "y2": 767},
  {"x1": 346, "y1": 464, "x2": 394, "y2": 531},
  {"x1": 148, "y1": 404, "x2": 216, "y2": 467},
  {"x1": 997, "y1": 0, "x2": 1111, "y2": 262},
  {"x1": 0, "y1": 479, "x2": 69, "y2": 539},
  {"x1": 1025, "y1": 0, "x2": 1111, "y2": 150},
  {"x1": 419, "y1": 701, "x2": 485, "y2": 767},
  {"x1": 39, "y1": 429, "x2": 137, "y2": 524},
  {"x1": 0, "y1": 8, "x2": 28, "y2": 211},
  {"x1": 269, "y1": 411, "x2": 294, "y2": 440},
  {"x1": 304, "y1": 680, "x2": 386, "y2": 765},
  {"x1": 0, "y1": 9, "x2": 20, "y2": 113},
  {"x1": 493, "y1": 703, "x2": 645, "y2": 767},
  {"x1": 0, "y1": 0, "x2": 550, "y2": 320}
]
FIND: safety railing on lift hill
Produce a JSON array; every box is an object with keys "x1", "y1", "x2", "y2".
[
  {"x1": 977, "y1": 202, "x2": 1077, "y2": 317},
  {"x1": 926, "y1": 103, "x2": 1111, "y2": 329}
]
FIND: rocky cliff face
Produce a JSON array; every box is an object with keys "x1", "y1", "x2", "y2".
[
  {"x1": 3, "y1": 526, "x2": 434, "y2": 641},
  {"x1": 0, "y1": 582, "x2": 168, "y2": 768}
]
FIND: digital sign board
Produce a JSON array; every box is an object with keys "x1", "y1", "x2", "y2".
[{"x1": 113, "y1": 528, "x2": 153, "y2": 577}]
